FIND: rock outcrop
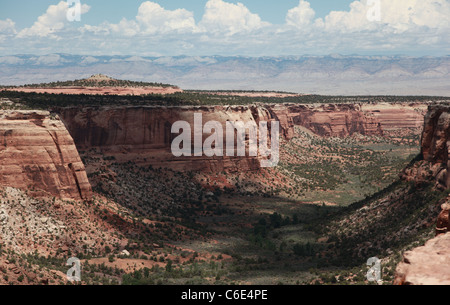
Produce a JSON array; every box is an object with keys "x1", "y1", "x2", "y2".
[
  {"x1": 56, "y1": 102, "x2": 426, "y2": 171},
  {"x1": 288, "y1": 104, "x2": 383, "y2": 137},
  {"x1": 57, "y1": 105, "x2": 294, "y2": 172},
  {"x1": 0, "y1": 111, "x2": 92, "y2": 200},
  {"x1": 395, "y1": 104, "x2": 450, "y2": 285},
  {"x1": 287, "y1": 103, "x2": 426, "y2": 137},
  {"x1": 401, "y1": 105, "x2": 450, "y2": 190},
  {"x1": 394, "y1": 232, "x2": 450, "y2": 285},
  {"x1": 436, "y1": 203, "x2": 450, "y2": 235}
]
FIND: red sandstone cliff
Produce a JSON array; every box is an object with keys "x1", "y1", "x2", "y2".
[
  {"x1": 395, "y1": 104, "x2": 450, "y2": 285},
  {"x1": 57, "y1": 105, "x2": 293, "y2": 172},
  {"x1": 0, "y1": 111, "x2": 92, "y2": 200},
  {"x1": 56, "y1": 103, "x2": 426, "y2": 171},
  {"x1": 401, "y1": 105, "x2": 450, "y2": 190},
  {"x1": 287, "y1": 103, "x2": 426, "y2": 137}
]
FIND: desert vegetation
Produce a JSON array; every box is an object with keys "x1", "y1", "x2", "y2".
[{"x1": 1, "y1": 90, "x2": 449, "y2": 110}]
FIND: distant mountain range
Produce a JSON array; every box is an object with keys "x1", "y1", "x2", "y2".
[{"x1": 1, "y1": 54, "x2": 449, "y2": 95}]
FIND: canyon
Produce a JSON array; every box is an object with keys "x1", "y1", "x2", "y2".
[
  {"x1": 0, "y1": 91, "x2": 449, "y2": 285},
  {"x1": 0, "y1": 101, "x2": 429, "y2": 199},
  {"x1": 55, "y1": 102, "x2": 426, "y2": 171}
]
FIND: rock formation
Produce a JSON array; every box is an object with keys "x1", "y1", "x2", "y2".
[
  {"x1": 57, "y1": 105, "x2": 294, "y2": 172},
  {"x1": 436, "y1": 203, "x2": 450, "y2": 235},
  {"x1": 395, "y1": 104, "x2": 450, "y2": 285},
  {"x1": 401, "y1": 105, "x2": 450, "y2": 190},
  {"x1": 0, "y1": 111, "x2": 92, "y2": 200},
  {"x1": 56, "y1": 102, "x2": 426, "y2": 171},
  {"x1": 287, "y1": 103, "x2": 426, "y2": 137},
  {"x1": 394, "y1": 232, "x2": 450, "y2": 285}
]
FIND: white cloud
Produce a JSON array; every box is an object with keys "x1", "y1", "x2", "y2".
[
  {"x1": 136, "y1": 1, "x2": 196, "y2": 34},
  {"x1": 198, "y1": 0, "x2": 270, "y2": 35},
  {"x1": 81, "y1": 1, "x2": 195, "y2": 36},
  {"x1": 0, "y1": 56, "x2": 23, "y2": 65},
  {"x1": 319, "y1": 0, "x2": 450, "y2": 33},
  {"x1": 33, "y1": 54, "x2": 68, "y2": 66},
  {"x1": 2, "y1": 0, "x2": 449, "y2": 56},
  {"x1": 108, "y1": 18, "x2": 140, "y2": 36},
  {"x1": 0, "y1": 19, "x2": 16, "y2": 35},
  {"x1": 80, "y1": 56, "x2": 99, "y2": 65},
  {"x1": 18, "y1": 1, "x2": 90, "y2": 38},
  {"x1": 286, "y1": 0, "x2": 316, "y2": 29}
]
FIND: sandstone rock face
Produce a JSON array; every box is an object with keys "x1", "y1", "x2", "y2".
[
  {"x1": 0, "y1": 111, "x2": 92, "y2": 200},
  {"x1": 421, "y1": 105, "x2": 450, "y2": 166},
  {"x1": 58, "y1": 105, "x2": 294, "y2": 172},
  {"x1": 289, "y1": 104, "x2": 382, "y2": 137},
  {"x1": 56, "y1": 103, "x2": 426, "y2": 172},
  {"x1": 436, "y1": 203, "x2": 450, "y2": 235},
  {"x1": 394, "y1": 232, "x2": 450, "y2": 285},
  {"x1": 287, "y1": 103, "x2": 426, "y2": 137},
  {"x1": 402, "y1": 105, "x2": 450, "y2": 190},
  {"x1": 395, "y1": 105, "x2": 450, "y2": 285}
]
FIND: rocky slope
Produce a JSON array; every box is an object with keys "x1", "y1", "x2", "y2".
[
  {"x1": 394, "y1": 104, "x2": 450, "y2": 285},
  {"x1": 394, "y1": 232, "x2": 450, "y2": 285},
  {"x1": 0, "y1": 110, "x2": 92, "y2": 200}
]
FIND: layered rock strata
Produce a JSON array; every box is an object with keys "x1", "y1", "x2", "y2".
[
  {"x1": 57, "y1": 105, "x2": 293, "y2": 172},
  {"x1": 401, "y1": 105, "x2": 450, "y2": 190},
  {"x1": 395, "y1": 104, "x2": 450, "y2": 285},
  {"x1": 0, "y1": 111, "x2": 92, "y2": 200},
  {"x1": 287, "y1": 103, "x2": 426, "y2": 137},
  {"x1": 56, "y1": 103, "x2": 426, "y2": 171}
]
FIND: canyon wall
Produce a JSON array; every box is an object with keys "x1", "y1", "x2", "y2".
[
  {"x1": 401, "y1": 105, "x2": 450, "y2": 190},
  {"x1": 395, "y1": 104, "x2": 450, "y2": 285},
  {"x1": 0, "y1": 111, "x2": 92, "y2": 200},
  {"x1": 57, "y1": 105, "x2": 294, "y2": 172},
  {"x1": 56, "y1": 103, "x2": 426, "y2": 172},
  {"x1": 287, "y1": 103, "x2": 426, "y2": 137}
]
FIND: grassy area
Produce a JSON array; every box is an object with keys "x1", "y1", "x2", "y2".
[{"x1": 278, "y1": 127, "x2": 420, "y2": 205}]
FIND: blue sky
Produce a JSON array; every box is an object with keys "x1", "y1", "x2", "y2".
[
  {"x1": 1, "y1": 0, "x2": 355, "y2": 27},
  {"x1": 0, "y1": 0, "x2": 449, "y2": 56}
]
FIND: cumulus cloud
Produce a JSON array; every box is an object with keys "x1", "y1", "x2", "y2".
[
  {"x1": 18, "y1": 1, "x2": 90, "y2": 38},
  {"x1": 137, "y1": 2, "x2": 196, "y2": 34},
  {"x1": 286, "y1": 0, "x2": 316, "y2": 29},
  {"x1": 319, "y1": 0, "x2": 450, "y2": 33},
  {"x1": 0, "y1": 19, "x2": 17, "y2": 35},
  {"x1": 82, "y1": 0, "x2": 268, "y2": 37},
  {"x1": 2, "y1": 0, "x2": 450, "y2": 56},
  {"x1": 198, "y1": 0, "x2": 270, "y2": 35},
  {"x1": 82, "y1": 1, "x2": 195, "y2": 36}
]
